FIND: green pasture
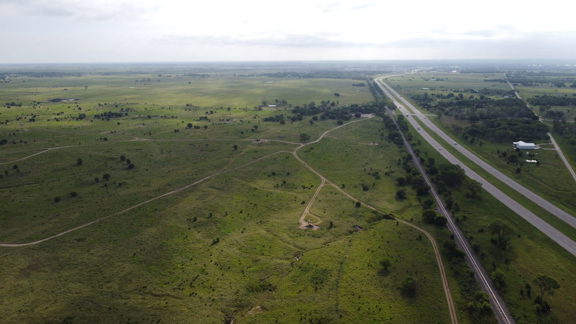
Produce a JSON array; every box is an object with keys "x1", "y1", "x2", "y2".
[{"x1": 0, "y1": 73, "x2": 456, "y2": 323}]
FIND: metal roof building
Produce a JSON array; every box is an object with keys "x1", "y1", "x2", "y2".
[{"x1": 513, "y1": 141, "x2": 537, "y2": 150}]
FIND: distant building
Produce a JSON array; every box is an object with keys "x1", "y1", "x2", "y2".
[{"x1": 513, "y1": 141, "x2": 537, "y2": 150}]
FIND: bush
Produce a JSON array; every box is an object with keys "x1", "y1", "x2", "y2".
[
  {"x1": 395, "y1": 190, "x2": 406, "y2": 201},
  {"x1": 299, "y1": 133, "x2": 311, "y2": 142},
  {"x1": 434, "y1": 216, "x2": 447, "y2": 226},
  {"x1": 400, "y1": 277, "x2": 417, "y2": 298}
]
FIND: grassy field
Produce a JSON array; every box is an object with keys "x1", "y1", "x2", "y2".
[{"x1": 0, "y1": 71, "x2": 461, "y2": 322}]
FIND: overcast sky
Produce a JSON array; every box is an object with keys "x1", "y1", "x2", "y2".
[{"x1": 1, "y1": 0, "x2": 575, "y2": 63}]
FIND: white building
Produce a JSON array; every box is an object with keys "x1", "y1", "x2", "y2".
[{"x1": 513, "y1": 141, "x2": 537, "y2": 150}]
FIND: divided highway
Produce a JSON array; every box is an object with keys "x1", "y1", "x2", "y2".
[
  {"x1": 377, "y1": 77, "x2": 576, "y2": 229},
  {"x1": 388, "y1": 109, "x2": 514, "y2": 324},
  {"x1": 374, "y1": 77, "x2": 576, "y2": 257}
]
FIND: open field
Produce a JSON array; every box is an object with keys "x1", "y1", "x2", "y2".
[{"x1": 0, "y1": 71, "x2": 463, "y2": 323}]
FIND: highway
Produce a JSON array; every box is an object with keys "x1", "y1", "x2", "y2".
[
  {"x1": 376, "y1": 77, "x2": 576, "y2": 229},
  {"x1": 387, "y1": 108, "x2": 514, "y2": 324},
  {"x1": 374, "y1": 77, "x2": 576, "y2": 257}
]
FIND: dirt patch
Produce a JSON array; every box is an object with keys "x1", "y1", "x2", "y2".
[
  {"x1": 352, "y1": 224, "x2": 364, "y2": 231},
  {"x1": 247, "y1": 305, "x2": 265, "y2": 315},
  {"x1": 299, "y1": 223, "x2": 320, "y2": 230},
  {"x1": 18, "y1": 260, "x2": 44, "y2": 279}
]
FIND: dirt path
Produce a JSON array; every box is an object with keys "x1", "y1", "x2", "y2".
[
  {"x1": 548, "y1": 132, "x2": 576, "y2": 184},
  {"x1": 292, "y1": 117, "x2": 374, "y2": 229},
  {"x1": 0, "y1": 150, "x2": 289, "y2": 247},
  {"x1": 308, "y1": 175, "x2": 458, "y2": 324},
  {"x1": 0, "y1": 137, "x2": 298, "y2": 166},
  {"x1": 288, "y1": 116, "x2": 458, "y2": 324},
  {"x1": 0, "y1": 116, "x2": 458, "y2": 323},
  {"x1": 297, "y1": 176, "x2": 325, "y2": 229},
  {"x1": 0, "y1": 146, "x2": 75, "y2": 165}
]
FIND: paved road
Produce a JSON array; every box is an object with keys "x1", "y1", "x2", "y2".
[
  {"x1": 387, "y1": 109, "x2": 513, "y2": 324},
  {"x1": 376, "y1": 77, "x2": 576, "y2": 229},
  {"x1": 375, "y1": 77, "x2": 576, "y2": 257}
]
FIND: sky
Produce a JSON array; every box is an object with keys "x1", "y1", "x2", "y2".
[{"x1": 1, "y1": 0, "x2": 575, "y2": 63}]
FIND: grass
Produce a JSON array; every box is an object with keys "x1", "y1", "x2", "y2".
[{"x1": 0, "y1": 71, "x2": 457, "y2": 323}]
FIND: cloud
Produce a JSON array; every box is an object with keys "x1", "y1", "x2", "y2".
[
  {"x1": 161, "y1": 33, "x2": 372, "y2": 48},
  {"x1": 322, "y1": 1, "x2": 376, "y2": 13},
  {"x1": 0, "y1": 0, "x2": 153, "y2": 20}
]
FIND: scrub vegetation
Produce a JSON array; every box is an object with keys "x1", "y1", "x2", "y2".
[{"x1": 0, "y1": 67, "x2": 462, "y2": 323}]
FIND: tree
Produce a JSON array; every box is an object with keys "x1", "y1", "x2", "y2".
[
  {"x1": 395, "y1": 190, "x2": 406, "y2": 201},
  {"x1": 120, "y1": 155, "x2": 126, "y2": 162},
  {"x1": 489, "y1": 221, "x2": 513, "y2": 250},
  {"x1": 437, "y1": 164, "x2": 465, "y2": 187},
  {"x1": 466, "y1": 292, "x2": 492, "y2": 316},
  {"x1": 76, "y1": 158, "x2": 83, "y2": 166},
  {"x1": 187, "y1": 123, "x2": 193, "y2": 129},
  {"x1": 127, "y1": 163, "x2": 135, "y2": 169},
  {"x1": 533, "y1": 275, "x2": 560, "y2": 304},
  {"x1": 434, "y1": 216, "x2": 447, "y2": 226},
  {"x1": 299, "y1": 133, "x2": 311, "y2": 143},
  {"x1": 102, "y1": 173, "x2": 111, "y2": 181},
  {"x1": 310, "y1": 268, "x2": 330, "y2": 291},
  {"x1": 233, "y1": 144, "x2": 238, "y2": 151},
  {"x1": 379, "y1": 258, "x2": 392, "y2": 275},
  {"x1": 399, "y1": 277, "x2": 417, "y2": 298},
  {"x1": 423, "y1": 209, "x2": 437, "y2": 224},
  {"x1": 491, "y1": 268, "x2": 507, "y2": 291}
]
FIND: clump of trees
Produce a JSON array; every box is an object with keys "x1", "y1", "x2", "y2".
[
  {"x1": 411, "y1": 91, "x2": 548, "y2": 143},
  {"x1": 528, "y1": 95, "x2": 576, "y2": 107},
  {"x1": 489, "y1": 221, "x2": 513, "y2": 251},
  {"x1": 533, "y1": 275, "x2": 560, "y2": 315},
  {"x1": 466, "y1": 292, "x2": 492, "y2": 317},
  {"x1": 94, "y1": 110, "x2": 128, "y2": 120},
  {"x1": 422, "y1": 210, "x2": 447, "y2": 227},
  {"x1": 261, "y1": 101, "x2": 386, "y2": 125},
  {"x1": 378, "y1": 258, "x2": 392, "y2": 276},
  {"x1": 399, "y1": 277, "x2": 417, "y2": 298},
  {"x1": 310, "y1": 268, "x2": 331, "y2": 291}
]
